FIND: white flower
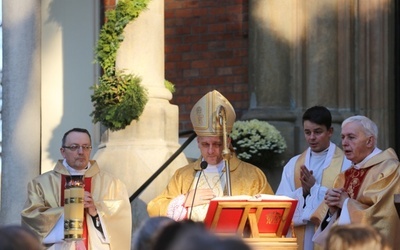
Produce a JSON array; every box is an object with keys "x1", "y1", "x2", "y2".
[{"x1": 230, "y1": 119, "x2": 287, "y2": 163}]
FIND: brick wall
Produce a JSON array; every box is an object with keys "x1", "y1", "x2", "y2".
[
  {"x1": 165, "y1": 0, "x2": 250, "y2": 132},
  {"x1": 102, "y1": 0, "x2": 116, "y2": 20}
]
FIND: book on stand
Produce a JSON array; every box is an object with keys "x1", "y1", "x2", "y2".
[{"x1": 204, "y1": 194, "x2": 298, "y2": 238}]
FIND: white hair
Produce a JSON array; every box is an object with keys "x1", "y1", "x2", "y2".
[{"x1": 342, "y1": 115, "x2": 378, "y2": 146}]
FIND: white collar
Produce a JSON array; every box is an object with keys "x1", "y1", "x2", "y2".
[
  {"x1": 62, "y1": 159, "x2": 90, "y2": 175},
  {"x1": 353, "y1": 147, "x2": 382, "y2": 169},
  {"x1": 310, "y1": 147, "x2": 329, "y2": 157},
  {"x1": 202, "y1": 159, "x2": 225, "y2": 173}
]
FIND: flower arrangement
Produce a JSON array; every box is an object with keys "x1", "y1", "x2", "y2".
[{"x1": 230, "y1": 119, "x2": 287, "y2": 166}]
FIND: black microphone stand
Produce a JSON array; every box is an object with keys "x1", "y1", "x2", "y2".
[{"x1": 188, "y1": 161, "x2": 208, "y2": 220}]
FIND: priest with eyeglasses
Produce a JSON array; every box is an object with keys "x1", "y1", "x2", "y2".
[{"x1": 21, "y1": 128, "x2": 132, "y2": 250}]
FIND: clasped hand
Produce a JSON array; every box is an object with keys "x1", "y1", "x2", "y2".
[
  {"x1": 184, "y1": 188, "x2": 215, "y2": 207},
  {"x1": 324, "y1": 188, "x2": 349, "y2": 214},
  {"x1": 300, "y1": 165, "x2": 316, "y2": 197},
  {"x1": 84, "y1": 191, "x2": 97, "y2": 216}
]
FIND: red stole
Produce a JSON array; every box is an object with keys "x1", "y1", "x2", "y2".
[
  {"x1": 343, "y1": 167, "x2": 371, "y2": 198},
  {"x1": 61, "y1": 175, "x2": 92, "y2": 249}
]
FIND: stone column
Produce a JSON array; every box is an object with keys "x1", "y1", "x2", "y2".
[
  {"x1": 0, "y1": 0, "x2": 41, "y2": 224},
  {"x1": 92, "y1": 0, "x2": 188, "y2": 230},
  {"x1": 304, "y1": 0, "x2": 338, "y2": 108},
  {"x1": 244, "y1": 0, "x2": 300, "y2": 176},
  {"x1": 354, "y1": 0, "x2": 395, "y2": 148},
  {"x1": 302, "y1": 0, "x2": 345, "y2": 145}
]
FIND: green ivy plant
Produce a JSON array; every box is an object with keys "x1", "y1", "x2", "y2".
[
  {"x1": 91, "y1": 0, "x2": 150, "y2": 131},
  {"x1": 164, "y1": 80, "x2": 175, "y2": 94}
]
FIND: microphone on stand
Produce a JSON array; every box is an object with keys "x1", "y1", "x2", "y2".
[
  {"x1": 200, "y1": 161, "x2": 208, "y2": 170},
  {"x1": 188, "y1": 161, "x2": 208, "y2": 220}
]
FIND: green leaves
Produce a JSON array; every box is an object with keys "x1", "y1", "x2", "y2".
[
  {"x1": 91, "y1": 0, "x2": 151, "y2": 131},
  {"x1": 91, "y1": 71, "x2": 148, "y2": 131},
  {"x1": 164, "y1": 80, "x2": 176, "y2": 94}
]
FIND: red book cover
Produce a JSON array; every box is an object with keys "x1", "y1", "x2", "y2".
[{"x1": 203, "y1": 194, "x2": 298, "y2": 237}]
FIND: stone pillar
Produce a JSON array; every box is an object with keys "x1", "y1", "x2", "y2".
[
  {"x1": 355, "y1": 0, "x2": 395, "y2": 148},
  {"x1": 92, "y1": 0, "x2": 188, "y2": 230},
  {"x1": 245, "y1": 0, "x2": 300, "y2": 179},
  {"x1": 0, "y1": 0, "x2": 41, "y2": 225},
  {"x1": 304, "y1": 0, "x2": 338, "y2": 108},
  {"x1": 302, "y1": 0, "x2": 345, "y2": 145}
]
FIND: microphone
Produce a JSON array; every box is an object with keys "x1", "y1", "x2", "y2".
[
  {"x1": 188, "y1": 161, "x2": 208, "y2": 220},
  {"x1": 200, "y1": 161, "x2": 208, "y2": 170}
]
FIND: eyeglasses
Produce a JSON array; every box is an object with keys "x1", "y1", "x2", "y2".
[
  {"x1": 63, "y1": 145, "x2": 92, "y2": 152},
  {"x1": 199, "y1": 142, "x2": 223, "y2": 149}
]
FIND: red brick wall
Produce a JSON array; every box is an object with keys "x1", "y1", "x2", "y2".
[
  {"x1": 102, "y1": 0, "x2": 116, "y2": 21},
  {"x1": 165, "y1": 0, "x2": 250, "y2": 132}
]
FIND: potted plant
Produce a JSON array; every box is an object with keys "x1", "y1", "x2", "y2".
[{"x1": 230, "y1": 119, "x2": 287, "y2": 168}]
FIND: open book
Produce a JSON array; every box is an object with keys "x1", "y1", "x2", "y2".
[{"x1": 203, "y1": 194, "x2": 298, "y2": 238}]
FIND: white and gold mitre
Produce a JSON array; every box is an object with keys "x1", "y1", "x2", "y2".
[{"x1": 190, "y1": 90, "x2": 236, "y2": 136}]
